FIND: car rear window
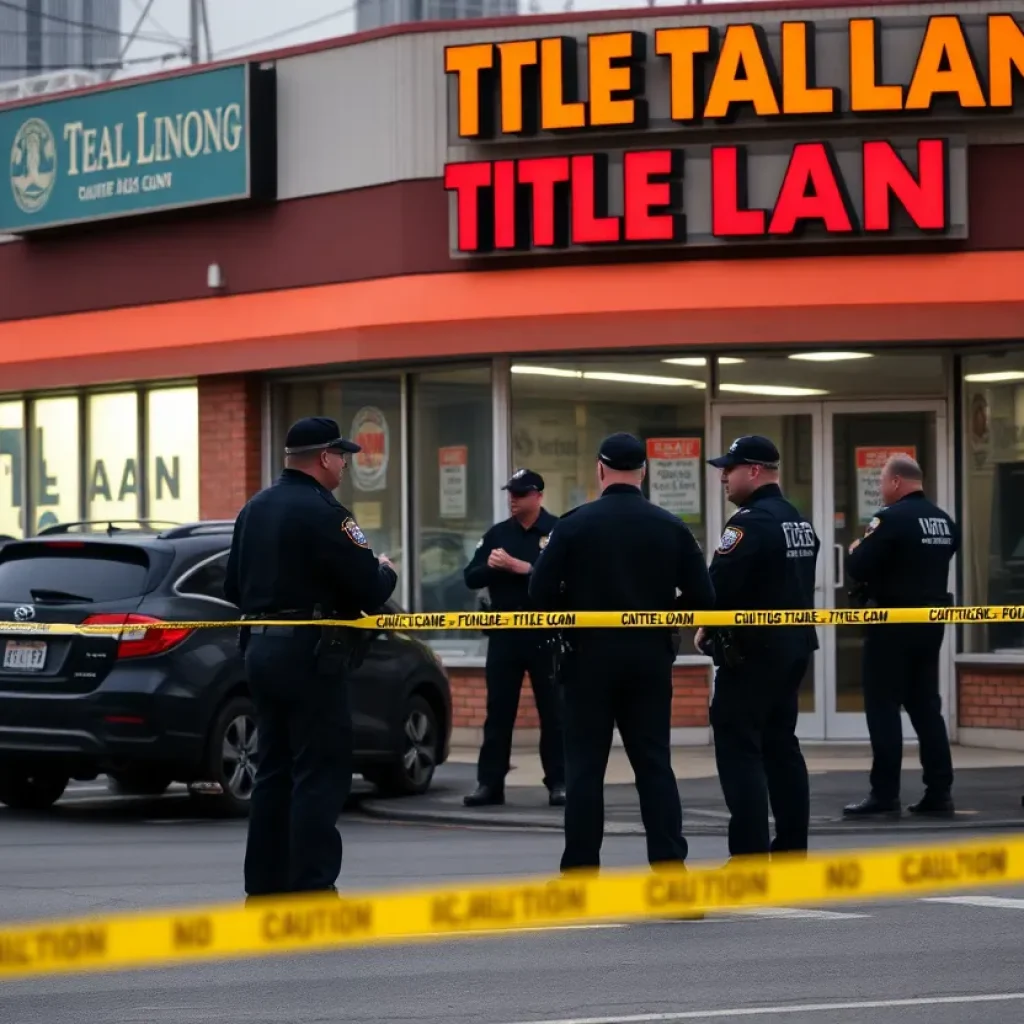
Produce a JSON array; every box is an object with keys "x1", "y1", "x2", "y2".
[{"x1": 0, "y1": 543, "x2": 152, "y2": 603}]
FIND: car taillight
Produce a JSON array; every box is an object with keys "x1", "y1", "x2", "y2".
[{"x1": 80, "y1": 614, "x2": 193, "y2": 659}]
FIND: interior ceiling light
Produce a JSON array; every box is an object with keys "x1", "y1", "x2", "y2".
[
  {"x1": 787, "y1": 352, "x2": 874, "y2": 362},
  {"x1": 719, "y1": 383, "x2": 829, "y2": 397},
  {"x1": 510, "y1": 365, "x2": 583, "y2": 378},
  {"x1": 963, "y1": 371, "x2": 1024, "y2": 383},
  {"x1": 583, "y1": 371, "x2": 705, "y2": 387},
  {"x1": 662, "y1": 356, "x2": 745, "y2": 366}
]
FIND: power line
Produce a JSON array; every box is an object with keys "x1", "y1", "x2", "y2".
[
  {"x1": 129, "y1": 0, "x2": 178, "y2": 43},
  {"x1": 0, "y1": 0, "x2": 176, "y2": 47},
  {"x1": 214, "y1": 7, "x2": 357, "y2": 58}
]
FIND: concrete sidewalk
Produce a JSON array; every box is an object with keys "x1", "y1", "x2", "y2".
[{"x1": 357, "y1": 744, "x2": 1024, "y2": 836}]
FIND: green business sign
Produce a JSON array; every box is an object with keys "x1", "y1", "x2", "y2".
[{"x1": 1, "y1": 62, "x2": 276, "y2": 234}]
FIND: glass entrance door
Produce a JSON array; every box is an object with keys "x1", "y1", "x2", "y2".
[
  {"x1": 710, "y1": 401, "x2": 950, "y2": 740},
  {"x1": 822, "y1": 401, "x2": 950, "y2": 739}
]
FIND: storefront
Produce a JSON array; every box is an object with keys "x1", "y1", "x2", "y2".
[{"x1": 2, "y1": 1, "x2": 1024, "y2": 748}]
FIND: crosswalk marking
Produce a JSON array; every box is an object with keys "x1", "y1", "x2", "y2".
[{"x1": 922, "y1": 896, "x2": 1024, "y2": 911}]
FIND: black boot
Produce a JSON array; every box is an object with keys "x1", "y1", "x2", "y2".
[
  {"x1": 843, "y1": 795, "x2": 901, "y2": 818},
  {"x1": 548, "y1": 785, "x2": 566, "y2": 807},
  {"x1": 908, "y1": 792, "x2": 955, "y2": 817},
  {"x1": 464, "y1": 784, "x2": 504, "y2": 807}
]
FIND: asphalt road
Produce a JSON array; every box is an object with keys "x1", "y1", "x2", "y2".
[{"x1": 2, "y1": 783, "x2": 1024, "y2": 1024}]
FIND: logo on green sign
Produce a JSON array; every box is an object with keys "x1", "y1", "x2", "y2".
[{"x1": 11, "y1": 117, "x2": 57, "y2": 213}]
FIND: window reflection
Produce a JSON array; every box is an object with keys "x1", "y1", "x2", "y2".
[
  {"x1": 87, "y1": 391, "x2": 139, "y2": 522},
  {"x1": 0, "y1": 400, "x2": 24, "y2": 540},
  {"x1": 412, "y1": 366, "x2": 493, "y2": 657},
  {"x1": 147, "y1": 388, "x2": 200, "y2": 524},
  {"x1": 30, "y1": 396, "x2": 80, "y2": 533},
  {"x1": 962, "y1": 352, "x2": 1024, "y2": 653}
]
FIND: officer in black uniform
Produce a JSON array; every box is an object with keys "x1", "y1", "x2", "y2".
[
  {"x1": 225, "y1": 416, "x2": 398, "y2": 899},
  {"x1": 462, "y1": 469, "x2": 565, "y2": 808},
  {"x1": 529, "y1": 433, "x2": 714, "y2": 872},
  {"x1": 843, "y1": 454, "x2": 958, "y2": 819},
  {"x1": 699, "y1": 435, "x2": 819, "y2": 858}
]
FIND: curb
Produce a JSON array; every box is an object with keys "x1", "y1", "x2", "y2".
[{"x1": 356, "y1": 799, "x2": 1024, "y2": 836}]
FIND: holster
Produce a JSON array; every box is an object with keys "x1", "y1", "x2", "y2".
[
  {"x1": 237, "y1": 625, "x2": 251, "y2": 657},
  {"x1": 705, "y1": 627, "x2": 746, "y2": 669}
]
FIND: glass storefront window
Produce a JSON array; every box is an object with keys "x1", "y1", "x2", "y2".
[
  {"x1": 716, "y1": 351, "x2": 947, "y2": 400},
  {"x1": 412, "y1": 366, "x2": 493, "y2": 656},
  {"x1": 512, "y1": 355, "x2": 709, "y2": 654},
  {"x1": 962, "y1": 351, "x2": 1024, "y2": 654},
  {"x1": 269, "y1": 375, "x2": 404, "y2": 574},
  {"x1": 0, "y1": 400, "x2": 24, "y2": 540},
  {"x1": 146, "y1": 387, "x2": 200, "y2": 524},
  {"x1": 30, "y1": 396, "x2": 80, "y2": 533},
  {"x1": 87, "y1": 391, "x2": 140, "y2": 522}
]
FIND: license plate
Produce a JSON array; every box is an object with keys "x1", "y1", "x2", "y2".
[{"x1": 3, "y1": 639, "x2": 47, "y2": 672}]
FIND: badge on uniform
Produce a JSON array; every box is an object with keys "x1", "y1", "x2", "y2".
[
  {"x1": 342, "y1": 517, "x2": 369, "y2": 548},
  {"x1": 717, "y1": 526, "x2": 744, "y2": 554},
  {"x1": 539, "y1": 534, "x2": 550, "y2": 550}
]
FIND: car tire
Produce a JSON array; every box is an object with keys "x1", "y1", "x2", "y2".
[
  {"x1": 364, "y1": 692, "x2": 439, "y2": 798},
  {"x1": 0, "y1": 769, "x2": 70, "y2": 811},
  {"x1": 107, "y1": 770, "x2": 173, "y2": 797},
  {"x1": 190, "y1": 696, "x2": 258, "y2": 818}
]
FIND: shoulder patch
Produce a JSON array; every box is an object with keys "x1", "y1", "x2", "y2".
[
  {"x1": 865, "y1": 516, "x2": 882, "y2": 536},
  {"x1": 717, "y1": 526, "x2": 744, "y2": 554},
  {"x1": 342, "y1": 517, "x2": 369, "y2": 548}
]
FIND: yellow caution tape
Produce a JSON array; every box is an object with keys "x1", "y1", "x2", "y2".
[
  {"x1": 1, "y1": 606, "x2": 1022, "y2": 635},
  {"x1": 0, "y1": 835, "x2": 1022, "y2": 980}
]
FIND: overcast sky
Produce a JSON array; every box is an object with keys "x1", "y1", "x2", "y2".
[{"x1": 116, "y1": 0, "x2": 718, "y2": 80}]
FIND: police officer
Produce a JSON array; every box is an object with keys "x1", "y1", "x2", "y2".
[
  {"x1": 225, "y1": 416, "x2": 398, "y2": 899},
  {"x1": 843, "y1": 454, "x2": 958, "y2": 819},
  {"x1": 699, "y1": 435, "x2": 819, "y2": 858},
  {"x1": 462, "y1": 469, "x2": 565, "y2": 808},
  {"x1": 529, "y1": 433, "x2": 714, "y2": 872}
]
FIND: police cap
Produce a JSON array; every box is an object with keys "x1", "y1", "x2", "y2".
[
  {"x1": 708, "y1": 435, "x2": 780, "y2": 469},
  {"x1": 284, "y1": 416, "x2": 362, "y2": 456},
  {"x1": 502, "y1": 469, "x2": 545, "y2": 495},
  {"x1": 597, "y1": 432, "x2": 646, "y2": 471}
]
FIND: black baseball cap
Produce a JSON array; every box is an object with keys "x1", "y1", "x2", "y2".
[
  {"x1": 502, "y1": 469, "x2": 545, "y2": 494},
  {"x1": 597, "y1": 432, "x2": 646, "y2": 471},
  {"x1": 708, "y1": 435, "x2": 780, "y2": 469},
  {"x1": 284, "y1": 416, "x2": 362, "y2": 456}
]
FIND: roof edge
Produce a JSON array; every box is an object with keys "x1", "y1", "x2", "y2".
[{"x1": 0, "y1": 0, "x2": 981, "y2": 113}]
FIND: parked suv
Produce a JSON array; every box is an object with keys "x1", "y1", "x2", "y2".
[{"x1": 0, "y1": 520, "x2": 451, "y2": 816}]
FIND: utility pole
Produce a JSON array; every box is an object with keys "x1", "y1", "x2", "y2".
[{"x1": 189, "y1": 0, "x2": 201, "y2": 64}]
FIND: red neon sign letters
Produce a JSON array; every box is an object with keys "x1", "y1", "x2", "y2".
[{"x1": 443, "y1": 138, "x2": 950, "y2": 253}]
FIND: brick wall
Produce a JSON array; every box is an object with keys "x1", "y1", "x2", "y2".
[
  {"x1": 958, "y1": 665, "x2": 1024, "y2": 731},
  {"x1": 198, "y1": 375, "x2": 263, "y2": 520},
  {"x1": 449, "y1": 664, "x2": 711, "y2": 730}
]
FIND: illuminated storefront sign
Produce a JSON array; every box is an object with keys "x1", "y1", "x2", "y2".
[{"x1": 441, "y1": 13, "x2": 1009, "y2": 254}]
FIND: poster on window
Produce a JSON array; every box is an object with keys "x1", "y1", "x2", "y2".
[
  {"x1": 439, "y1": 446, "x2": 468, "y2": 519},
  {"x1": 855, "y1": 446, "x2": 917, "y2": 523},
  {"x1": 349, "y1": 406, "x2": 389, "y2": 492},
  {"x1": 646, "y1": 438, "x2": 702, "y2": 522}
]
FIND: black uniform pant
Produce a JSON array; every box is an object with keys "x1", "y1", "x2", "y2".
[
  {"x1": 710, "y1": 655, "x2": 810, "y2": 858},
  {"x1": 477, "y1": 632, "x2": 565, "y2": 791},
  {"x1": 862, "y1": 623, "x2": 954, "y2": 803},
  {"x1": 561, "y1": 640, "x2": 686, "y2": 872},
  {"x1": 243, "y1": 629, "x2": 352, "y2": 897}
]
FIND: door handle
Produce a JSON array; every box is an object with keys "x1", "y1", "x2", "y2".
[{"x1": 834, "y1": 543, "x2": 845, "y2": 590}]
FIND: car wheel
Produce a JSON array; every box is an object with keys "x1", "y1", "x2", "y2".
[
  {"x1": 0, "y1": 768, "x2": 70, "y2": 811},
  {"x1": 365, "y1": 693, "x2": 439, "y2": 798},
  {"x1": 107, "y1": 769, "x2": 173, "y2": 797},
  {"x1": 191, "y1": 696, "x2": 258, "y2": 818}
]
